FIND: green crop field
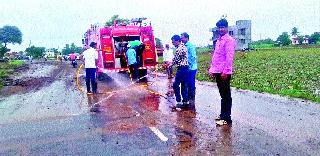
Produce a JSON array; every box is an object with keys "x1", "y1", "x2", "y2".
[
  {"x1": 250, "y1": 43, "x2": 274, "y2": 49},
  {"x1": 197, "y1": 48, "x2": 320, "y2": 103}
]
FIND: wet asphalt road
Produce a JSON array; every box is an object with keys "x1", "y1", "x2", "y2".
[{"x1": 0, "y1": 60, "x2": 319, "y2": 155}]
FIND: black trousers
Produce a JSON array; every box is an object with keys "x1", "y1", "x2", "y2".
[
  {"x1": 86, "y1": 68, "x2": 97, "y2": 93},
  {"x1": 129, "y1": 63, "x2": 139, "y2": 79},
  {"x1": 214, "y1": 73, "x2": 232, "y2": 122}
]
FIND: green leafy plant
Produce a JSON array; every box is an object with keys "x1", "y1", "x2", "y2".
[{"x1": 197, "y1": 47, "x2": 320, "y2": 103}]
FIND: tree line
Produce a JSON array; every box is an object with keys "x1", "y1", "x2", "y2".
[
  {"x1": 0, "y1": 25, "x2": 82, "y2": 59},
  {"x1": 253, "y1": 27, "x2": 320, "y2": 47}
]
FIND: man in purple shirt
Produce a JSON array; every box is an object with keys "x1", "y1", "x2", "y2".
[{"x1": 208, "y1": 18, "x2": 236, "y2": 126}]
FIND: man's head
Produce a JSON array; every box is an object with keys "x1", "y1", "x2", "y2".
[
  {"x1": 165, "y1": 44, "x2": 170, "y2": 49},
  {"x1": 89, "y1": 42, "x2": 97, "y2": 48},
  {"x1": 216, "y1": 18, "x2": 228, "y2": 36},
  {"x1": 171, "y1": 35, "x2": 181, "y2": 48},
  {"x1": 180, "y1": 32, "x2": 189, "y2": 44}
]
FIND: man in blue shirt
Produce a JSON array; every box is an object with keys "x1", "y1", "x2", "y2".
[
  {"x1": 126, "y1": 44, "x2": 139, "y2": 80},
  {"x1": 181, "y1": 32, "x2": 197, "y2": 105}
]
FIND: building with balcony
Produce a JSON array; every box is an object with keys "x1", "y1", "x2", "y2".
[{"x1": 210, "y1": 20, "x2": 251, "y2": 50}]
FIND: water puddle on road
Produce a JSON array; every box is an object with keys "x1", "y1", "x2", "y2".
[{"x1": 0, "y1": 80, "x2": 86, "y2": 125}]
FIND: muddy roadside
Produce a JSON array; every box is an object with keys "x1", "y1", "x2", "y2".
[
  {"x1": 0, "y1": 60, "x2": 86, "y2": 124},
  {"x1": 0, "y1": 61, "x2": 319, "y2": 155},
  {"x1": 0, "y1": 61, "x2": 58, "y2": 96}
]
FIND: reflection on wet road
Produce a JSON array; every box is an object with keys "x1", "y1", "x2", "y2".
[{"x1": 0, "y1": 61, "x2": 319, "y2": 155}]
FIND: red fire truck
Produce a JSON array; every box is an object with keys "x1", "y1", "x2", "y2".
[{"x1": 82, "y1": 18, "x2": 158, "y2": 79}]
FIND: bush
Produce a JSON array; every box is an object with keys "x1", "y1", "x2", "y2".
[{"x1": 9, "y1": 60, "x2": 25, "y2": 67}]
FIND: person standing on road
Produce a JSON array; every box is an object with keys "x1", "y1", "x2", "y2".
[
  {"x1": 70, "y1": 52, "x2": 77, "y2": 62},
  {"x1": 82, "y1": 42, "x2": 98, "y2": 94},
  {"x1": 208, "y1": 18, "x2": 236, "y2": 126},
  {"x1": 163, "y1": 44, "x2": 174, "y2": 79},
  {"x1": 44, "y1": 54, "x2": 48, "y2": 61},
  {"x1": 181, "y1": 32, "x2": 197, "y2": 104},
  {"x1": 58, "y1": 53, "x2": 63, "y2": 63},
  {"x1": 170, "y1": 35, "x2": 189, "y2": 108},
  {"x1": 69, "y1": 52, "x2": 77, "y2": 68}
]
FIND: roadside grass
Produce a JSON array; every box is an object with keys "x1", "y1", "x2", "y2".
[
  {"x1": 0, "y1": 60, "x2": 25, "y2": 89},
  {"x1": 250, "y1": 43, "x2": 274, "y2": 49},
  {"x1": 9, "y1": 60, "x2": 25, "y2": 67},
  {"x1": 196, "y1": 47, "x2": 212, "y2": 54},
  {"x1": 197, "y1": 48, "x2": 320, "y2": 103}
]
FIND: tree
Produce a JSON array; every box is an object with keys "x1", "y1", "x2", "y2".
[
  {"x1": 25, "y1": 46, "x2": 45, "y2": 59},
  {"x1": 298, "y1": 35, "x2": 304, "y2": 44},
  {"x1": 52, "y1": 48, "x2": 59, "y2": 55},
  {"x1": 70, "y1": 43, "x2": 82, "y2": 53},
  {"x1": 276, "y1": 32, "x2": 291, "y2": 46},
  {"x1": 291, "y1": 27, "x2": 299, "y2": 36},
  {"x1": 155, "y1": 38, "x2": 163, "y2": 48},
  {"x1": 61, "y1": 43, "x2": 82, "y2": 55},
  {"x1": 309, "y1": 32, "x2": 320, "y2": 44},
  {"x1": 0, "y1": 25, "x2": 22, "y2": 48},
  {"x1": 62, "y1": 44, "x2": 71, "y2": 55},
  {"x1": 0, "y1": 44, "x2": 10, "y2": 58},
  {"x1": 251, "y1": 38, "x2": 274, "y2": 45},
  {"x1": 105, "y1": 15, "x2": 130, "y2": 27}
]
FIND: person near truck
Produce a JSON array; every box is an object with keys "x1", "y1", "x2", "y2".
[
  {"x1": 82, "y1": 42, "x2": 98, "y2": 94},
  {"x1": 126, "y1": 43, "x2": 139, "y2": 81},
  {"x1": 163, "y1": 44, "x2": 174, "y2": 79},
  {"x1": 69, "y1": 52, "x2": 77, "y2": 68}
]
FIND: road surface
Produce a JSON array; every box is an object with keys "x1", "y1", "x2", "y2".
[{"x1": 0, "y1": 60, "x2": 319, "y2": 155}]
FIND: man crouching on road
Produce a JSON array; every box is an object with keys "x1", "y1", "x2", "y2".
[
  {"x1": 208, "y1": 18, "x2": 236, "y2": 126},
  {"x1": 82, "y1": 42, "x2": 98, "y2": 94},
  {"x1": 169, "y1": 35, "x2": 189, "y2": 108}
]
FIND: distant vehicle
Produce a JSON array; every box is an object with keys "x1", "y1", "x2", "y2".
[
  {"x1": 71, "y1": 60, "x2": 77, "y2": 68},
  {"x1": 67, "y1": 53, "x2": 80, "y2": 61},
  {"x1": 83, "y1": 17, "x2": 158, "y2": 79}
]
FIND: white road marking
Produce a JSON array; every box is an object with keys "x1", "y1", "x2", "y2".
[
  {"x1": 149, "y1": 127, "x2": 168, "y2": 142},
  {"x1": 135, "y1": 112, "x2": 140, "y2": 117}
]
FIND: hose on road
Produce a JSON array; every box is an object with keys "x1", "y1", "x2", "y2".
[{"x1": 75, "y1": 64, "x2": 174, "y2": 105}]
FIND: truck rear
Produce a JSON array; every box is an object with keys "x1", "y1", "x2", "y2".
[{"x1": 82, "y1": 18, "x2": 157, "y2": 79}]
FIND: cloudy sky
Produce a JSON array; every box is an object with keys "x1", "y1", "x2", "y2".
[{"x1": 1, "y1": 0, "x2": 319, "y2": 51}]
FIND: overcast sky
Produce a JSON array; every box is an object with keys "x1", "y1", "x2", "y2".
[{"x1": 1, "y1": 0, "x2": 319, "y2": 51}]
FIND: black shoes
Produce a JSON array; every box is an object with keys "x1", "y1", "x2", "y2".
[{"x1": 176, "y1": 102, "x2": 188, "y2": 108}]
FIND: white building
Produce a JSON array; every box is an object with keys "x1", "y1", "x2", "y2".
[
  {"x1": 44, "y1": 48, "x2": 55, "y2": 57},
  {"x1": 210, "y1": 20, "x2": 252, "y2": 50}
]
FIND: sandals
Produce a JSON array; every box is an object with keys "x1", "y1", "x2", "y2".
[
  {"x1": 216, "y1": 120, "x2": 228, "y2": 126},
  {"x1": 215, "y1": 116, "x2": 221, "y2": 121}
]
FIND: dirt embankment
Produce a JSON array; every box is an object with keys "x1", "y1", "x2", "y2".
[{"x1": 0, "y1": 61, "x2": 63, "y2": 97}]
